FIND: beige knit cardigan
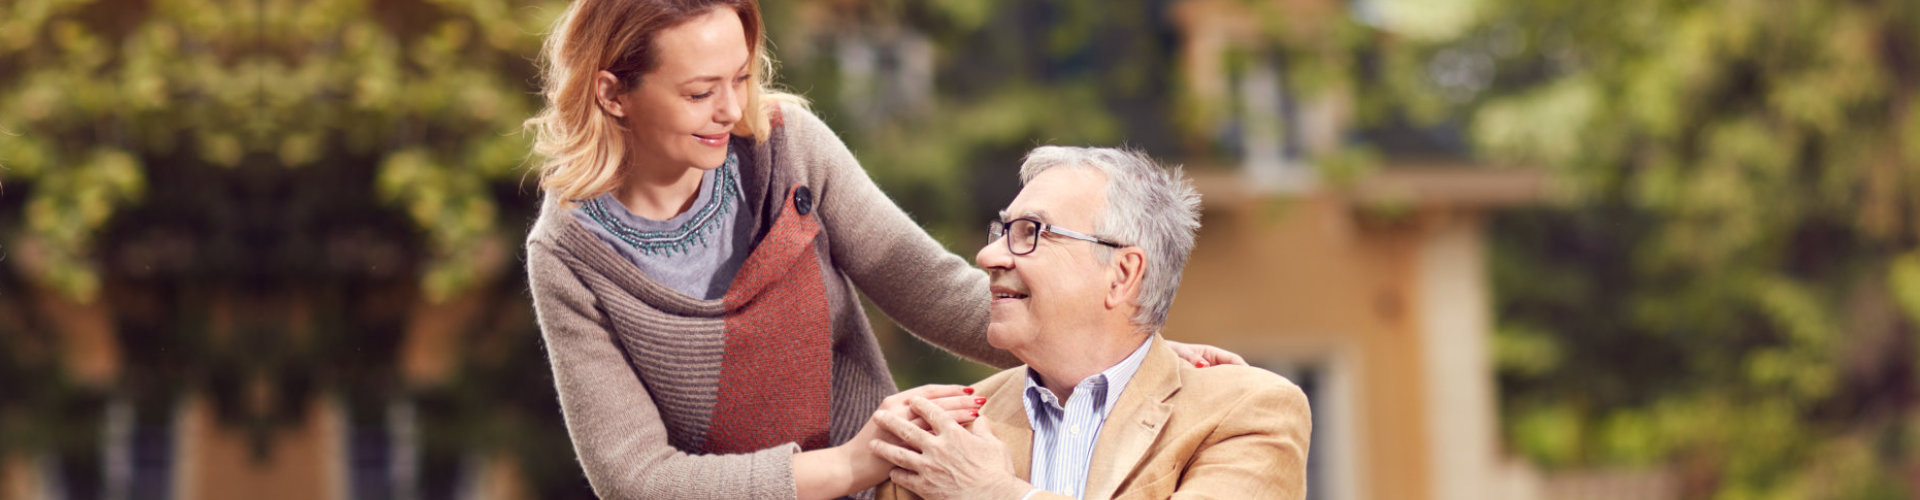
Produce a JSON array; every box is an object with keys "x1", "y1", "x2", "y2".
[{"x1": 525, "y1": 103, "x2": 1019, "y2": 499}]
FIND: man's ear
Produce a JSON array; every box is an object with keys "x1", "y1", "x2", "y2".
[
  {"x1": 594, "y1": 70, "x2": 628, "y2": 118},
  {"x1": 1105, "y1": 247, "x2": 1147, "y2": 310}
]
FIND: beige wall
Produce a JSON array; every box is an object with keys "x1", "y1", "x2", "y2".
[
  {"x1": 2, "y1": 454, "x2": 40, "y2": 500},
  {"x1": 1165, "y1": 191, "x2": 1457, "y2": 500},
  {"x1": 176, "y1": 395, "x2": 341, "y2": 500},
  {"x1": 1417, "y1": 213, "x2": 1500, "y2": 500}
]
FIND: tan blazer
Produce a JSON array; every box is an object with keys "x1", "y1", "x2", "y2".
[{"x1": 878, "y1": 335, "x2": 1312, "y2": 500}]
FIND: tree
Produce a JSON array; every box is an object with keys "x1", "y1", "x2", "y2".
[
  {"x1": 1, "y1": 0, "x2": 589, "y2": 495},
  {"x1": 1425, "y1": 0, "x2": 1920, "y2": 496}
]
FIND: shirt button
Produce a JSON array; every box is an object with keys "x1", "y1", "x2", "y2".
[{"x1": 1069, "y1": 424, "x2": 1081, "y2": 436}]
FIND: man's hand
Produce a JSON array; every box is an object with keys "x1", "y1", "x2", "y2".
[
  {"x1": 1166, "y1": 340, "x2": 1247, "y2": 368},
  {"x1": 870, "y1": 397, "x2": 1032, "y2": 500},
  {"x1": 846, "y1": 386, "x2": 985, "y2": 478}
]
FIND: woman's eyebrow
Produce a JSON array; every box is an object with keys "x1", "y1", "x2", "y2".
[{"x1": 678, "y1": 62, "x2": 751, "y2": 86}]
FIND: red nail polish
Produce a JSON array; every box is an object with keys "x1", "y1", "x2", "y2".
[
  {"x1": 975, "y1": 398, "x2": 986, "y2": 405},
  {"x1": 963, "y1": 387, "x2": 974, "y2": 395},
  {"x1": 972, "y1": 410, "x2": 980, "y2": 417},
  {"x1": 1196, "y1": 362, "x2": 1207, "y2": 368}
]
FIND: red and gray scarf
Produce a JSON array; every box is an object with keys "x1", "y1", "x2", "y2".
[{"x1": 703, "y1": 185, "x2": 834, "y2": 453}]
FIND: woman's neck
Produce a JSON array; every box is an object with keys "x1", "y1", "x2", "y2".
[{"x1": 615, "y1": 160, "x2": 707, "y2": 221}]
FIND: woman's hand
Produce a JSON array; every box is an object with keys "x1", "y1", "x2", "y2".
[
  {"x1": 852, "y1": 385, "x2": 986, "y2": 484},
  {"x1": 796, "y1": 384, "x2": 985, "y2": 500},
  {"x1": 1166, "y1": 340, "x2": 1248, "y2": 368},
  {"x1": 869, "y1": 397, "x2": 1029, "y2": 500}
]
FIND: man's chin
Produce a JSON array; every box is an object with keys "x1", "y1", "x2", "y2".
[{"x1": 985, "y1": 325, "x2": 1016, "y2": 351}]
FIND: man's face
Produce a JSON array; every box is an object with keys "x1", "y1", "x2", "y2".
[{"x1": 975, "y1": 167, "x2": 1113, "y2": 357}]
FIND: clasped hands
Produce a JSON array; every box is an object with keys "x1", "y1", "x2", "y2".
[
  {"x1": 838, "y1": 342, "x2": 1243, "y2": 499},
  {"x1": 864, "y1": 394, "x2": 1030, "y2": 500}
]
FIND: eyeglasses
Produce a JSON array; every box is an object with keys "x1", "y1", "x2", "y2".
[{"x1": 987, "y1": 217, "x2": 1126, "y2": 256}]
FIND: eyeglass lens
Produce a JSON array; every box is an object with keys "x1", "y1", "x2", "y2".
[
  {"x1": 1009, "y1": 219, "x2": 1038, "y2": 254},
  {"x1": 989, "y1": 219, "x2": 1042, "y2": 255}
]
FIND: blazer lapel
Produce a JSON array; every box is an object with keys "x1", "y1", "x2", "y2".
[
  {"x1": 1083, "y1": 335, "x2": 1180, "y2": 500},
  {"x1": 981, "y1": 379, "x2": 1035, "y2": 480}
]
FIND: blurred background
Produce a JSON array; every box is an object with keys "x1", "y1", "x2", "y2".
[{"x1": 4, "y1": 0, "x2": 1920, "y2": 498}]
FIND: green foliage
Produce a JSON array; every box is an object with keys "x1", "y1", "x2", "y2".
[
  {"x1": 0, "y1": 0, "x2": 557, "y2": 303},
  {"x1": 0, "y1": 0, "x2": 581, "y2": 494},
  {"x1": 1451, "y1": 0, "x2": 1920, "y2": 494}
]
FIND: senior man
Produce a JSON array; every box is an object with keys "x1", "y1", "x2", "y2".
[{"x1": 869, "y1": 146, "x2": 1312, "y2": 500}]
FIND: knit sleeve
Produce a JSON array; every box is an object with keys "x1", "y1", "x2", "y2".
[
  {"x1": 777, "y1": 103, "x2": 1021, "y2": 369},
  {"x1": 526, "y1": 240, "x2": 803, "y2": 498}
]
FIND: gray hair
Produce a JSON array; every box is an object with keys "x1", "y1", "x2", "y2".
[{"x1": 1018, "y1": 146, "x2": 1202, "y2": 333}]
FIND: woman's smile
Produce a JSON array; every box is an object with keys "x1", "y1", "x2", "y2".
[{"x1": 694, "y1": 132, "x2": 730, "y2": 147}]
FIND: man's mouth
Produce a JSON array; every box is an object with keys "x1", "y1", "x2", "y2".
[{"x1": 990, "y1": 286, "x2": 1029, "y2": 301}]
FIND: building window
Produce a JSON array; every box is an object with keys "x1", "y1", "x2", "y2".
[
  {"x1": 127, "y1": 413, "x2": 173, "y2": 500},
  {"x1": 345, "y1": 399, "x2": 418, "y2": 500},
  {"x1": 1264, "y1": 352, "x2": 1359, "y2": 500},
  {"x1": 1229, "y1": 50, "x2": 1316, "y2": 190},
  {"x1": 98, "y1": 397, "x2": 174, "y2": 500}
]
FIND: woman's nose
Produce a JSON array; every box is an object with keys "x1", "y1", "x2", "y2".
[{"x1": 716, "y1": 85, "x2": 743, "y2": 124}]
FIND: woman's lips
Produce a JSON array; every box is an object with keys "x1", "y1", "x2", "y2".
[{"x1": 694, "y1": 133, "x2": 729, "y2": 147}]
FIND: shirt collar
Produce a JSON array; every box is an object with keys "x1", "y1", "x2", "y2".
[{"x1": 1021, "y1": 336, "x2": 1155, "y2": 420}]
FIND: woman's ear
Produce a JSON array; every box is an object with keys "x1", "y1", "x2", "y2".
[
  {"x1": 594, "y1": 70, "x2": 628, "y2": 118},
  {"x1": 1105, "y1": 247, "x2": 1148, "y2": 310}
]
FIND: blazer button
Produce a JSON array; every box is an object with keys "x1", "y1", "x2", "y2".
[{"x1": 794, "y1": 186, "x2": 814, "y2": 216}]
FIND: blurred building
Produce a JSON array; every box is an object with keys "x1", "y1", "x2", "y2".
[
  {"x1": 1163, "y1": 0, "x2": 1555, "y2": 499},
  {"x1": 1, "y1": 280, "x2": 533, "y2": 500},
  {"x1": 1164, "y1": 1, "x2": 1674, "y2": 499}
]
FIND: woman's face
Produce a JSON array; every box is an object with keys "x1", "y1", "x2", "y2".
[{"x1": 612, "y1": 7, "x2": 751, "y2": 173}]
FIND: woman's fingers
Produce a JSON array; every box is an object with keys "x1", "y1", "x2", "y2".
[
  {"x1": 1209, "y1": 347, "x2": 1248, "y2": 366},
  {"x1": 896, "y1": 384, "x2": 972, "y2": 401},
  {"x1": 882, "y1": 387, "x2": 985, "y2": 424},
  {"x1": 884, "y1": 400, "x2": 981, "y2": 430},
  {"x1": 1167, "y1": 340, "x2": 1249, "y2": 367},
  {"x1": 873, "y1": 386, "x2": 987, "y2": 446},
  {"x1": 952, "y1": 408, "x2": 980, "y2": 426},
  {"x1": 927, "y1": 394, "x2": 985, "y2": 414},
  {"x1": 906, "y1": 409, "x2": 978, "y2": 430}
]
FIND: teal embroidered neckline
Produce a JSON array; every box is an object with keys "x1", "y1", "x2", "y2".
[{"x1": 582, "y1": 154, "x2": 741, "y2": 257}]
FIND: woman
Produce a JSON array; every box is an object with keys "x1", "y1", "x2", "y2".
[{"x1": 521, "y1": 1, "x2": 1244, "y2": 498}]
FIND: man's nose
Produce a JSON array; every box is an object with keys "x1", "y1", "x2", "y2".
[{"x1": 976, "y1": 234, "x2": 1013, "y2": 270}]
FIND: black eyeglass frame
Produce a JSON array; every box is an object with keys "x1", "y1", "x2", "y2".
[{"x1": 987, "y1": 217, "x2": 1126, "y2": 256}]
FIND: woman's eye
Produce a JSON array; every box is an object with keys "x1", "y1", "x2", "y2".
[
  {"x1": 734, "y1": 74, "x2": 750, "y2": 85},
  {"x1": 690, "y1": 91, "x2": 714, "y2": 100}
]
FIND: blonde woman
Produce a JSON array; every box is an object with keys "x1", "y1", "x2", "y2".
[{"x1": 521, "y1": 1, "x2": 1246, "y2": 498}]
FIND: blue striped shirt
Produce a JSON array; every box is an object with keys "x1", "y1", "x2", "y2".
[{"x1": 1021, "y1": 338, "x2": 1154, "y2": 499}]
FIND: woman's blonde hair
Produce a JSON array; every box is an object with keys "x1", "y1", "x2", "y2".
[{"x1": 525, "y1": 0, "x2": 803, "y2": 203}]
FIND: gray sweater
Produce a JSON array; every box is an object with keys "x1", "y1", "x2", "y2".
[
  {"x1": 525, "y1": 103, "x2": 1019, "y2": 499},
  {"x1": 572, "y1": 152, "x2": 749, "y2": 300}
]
